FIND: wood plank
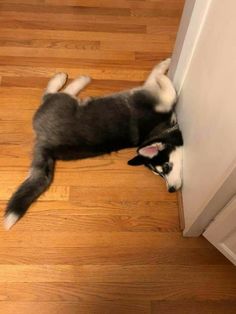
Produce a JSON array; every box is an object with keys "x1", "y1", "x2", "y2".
[
  {"x1": 0, "y1": 145, "x2": 138, "y2": 162},
  {"x1": 0, "y1": 65, "x2": 150, "y2": 80},
  {"x1": 0, "y1": 232, "x2": 211, "y2": 249},
  {"x1": 0, "y1": 301, "x2": 150, "y2": 314},
  {"x1": 0, "y1": 47, "x2": 135, "y2": 61},
  {"x1": 45, "y1": 0, "x2": 184, "y2": 10},
  {"x1": 0, "y1": 264, "x2": 235, "y2": 283},
  {"x1": 0, "y1": 247, "x2": 228, "y2": 265},
  {"x1": 0, "y1": 198, "x2": 179, "y2": 216},
  {"x1": 0, "y1": 3, "x2": 131, "y2": 16},
  {"x1": 151, "y1": 300, "x2": 236, "y2": 314},
  {"x1": 0, "y1": 185, "x2": 69, "y2": 202},
  {"x1": 0, "y1": 10, "x2": 179, "y2": 27},
  {"x1": 0, "y1": 281, "x2": 235, "y2": 302},
  {"x1": 0, "y1": 28, "x2": 178, "y2": 42},
  {"x1": 0, "y1": 169, "x2": 176, "y2": 190},
  {"x1": 0, "y1": 18, "x2": 146, "y2": 34},
  {"x1": 1, "y1": 77, "x2": 141, "y2": 91},
  {"x1": 0, "y1": 213, "x2": 180, "y2": 232},
  {"x1": 0, "y1": 38, "x2": 101, "y2": 50}
]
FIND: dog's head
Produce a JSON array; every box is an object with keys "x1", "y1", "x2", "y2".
[{"x1": 128, "y1": 123, "x2": 183, "y2": 192}]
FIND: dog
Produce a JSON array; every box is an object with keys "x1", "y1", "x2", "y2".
[{"x1": 4, "y1": 58, "x2": 182, "y2": 230}]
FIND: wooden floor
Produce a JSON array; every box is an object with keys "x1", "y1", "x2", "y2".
[{"x1": 0, "y1": 1, "x2": 236, "y2": 313}]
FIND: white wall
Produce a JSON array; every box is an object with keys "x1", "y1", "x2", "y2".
[{"x1": 176, "y1": 0, "x2": 236, "y2": 234}]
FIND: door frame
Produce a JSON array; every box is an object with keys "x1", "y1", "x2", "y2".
[{"x1": 203, "y1": 195, "x2": 236, "y2": 265}]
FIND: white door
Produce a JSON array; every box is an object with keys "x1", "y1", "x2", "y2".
[
  {"x1": 204, "y1": 196, "x2": 236, "y2": 266},
  {"x1": 170, "y1": 0, "x2": 236, "y2": 237}
]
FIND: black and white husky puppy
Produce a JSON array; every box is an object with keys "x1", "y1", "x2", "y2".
[{"x1": 4, "y1": 58, "x2": 182, "y2": 230}]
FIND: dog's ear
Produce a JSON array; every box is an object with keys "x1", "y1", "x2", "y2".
[
  {"x1": 138, "y1": 142, "x2": 165, "y2": 158},
  {"x1": 127, "y1": 155, "x2": 146, "y2": 166},
  {"x1": 128, "y1": 142, "x2": 164, "y2": 166}
]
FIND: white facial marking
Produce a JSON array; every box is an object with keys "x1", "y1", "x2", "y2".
[
  {"x1": 156, "y1": 166, "x2": 163, "y2": 173},
  {"x1": 165, "y1": 146, "x2": 183, "y2": 191},
  {"x1": 4, "y1": 213, "x2": 19, "y2": 230}
]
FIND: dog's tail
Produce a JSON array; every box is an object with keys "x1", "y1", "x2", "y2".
[{"x1": 4, "y1": 144, "x2": 55, "y2": 230}]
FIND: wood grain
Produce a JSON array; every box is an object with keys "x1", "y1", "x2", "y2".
[{"x1": 0, "y1": 1, "x2": 235, "y2": 313}]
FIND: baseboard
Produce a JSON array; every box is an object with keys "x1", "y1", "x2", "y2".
[{"x1": 177, "y1": 190, "x2": 185, "y2": 230}]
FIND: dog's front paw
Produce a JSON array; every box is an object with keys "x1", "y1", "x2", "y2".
[{"x1": 53, "y1": 72, "x2": 68, "y2": 85}]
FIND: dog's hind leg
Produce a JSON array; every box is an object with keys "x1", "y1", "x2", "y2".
[
  {"x1": 144, "y1": 58, "x2": 176, "y2": 113},
  {"x1": 44, "y1": 72, "x2": 68, "y2": 95},
  {"x1": 154, "y1": 74, "x2": 177, "y2": 113},
  {"x1": 63, "y1": 76, "x2": 91, "y2": 96}
]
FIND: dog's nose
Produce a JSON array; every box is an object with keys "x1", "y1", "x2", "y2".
[{"x1": 168, "y1": 186, "x2": 176, "y2": 193}]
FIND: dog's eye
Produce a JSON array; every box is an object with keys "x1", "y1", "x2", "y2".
[{"x1": 162, "y1": 162, "x2": 173, "y2": 174}]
